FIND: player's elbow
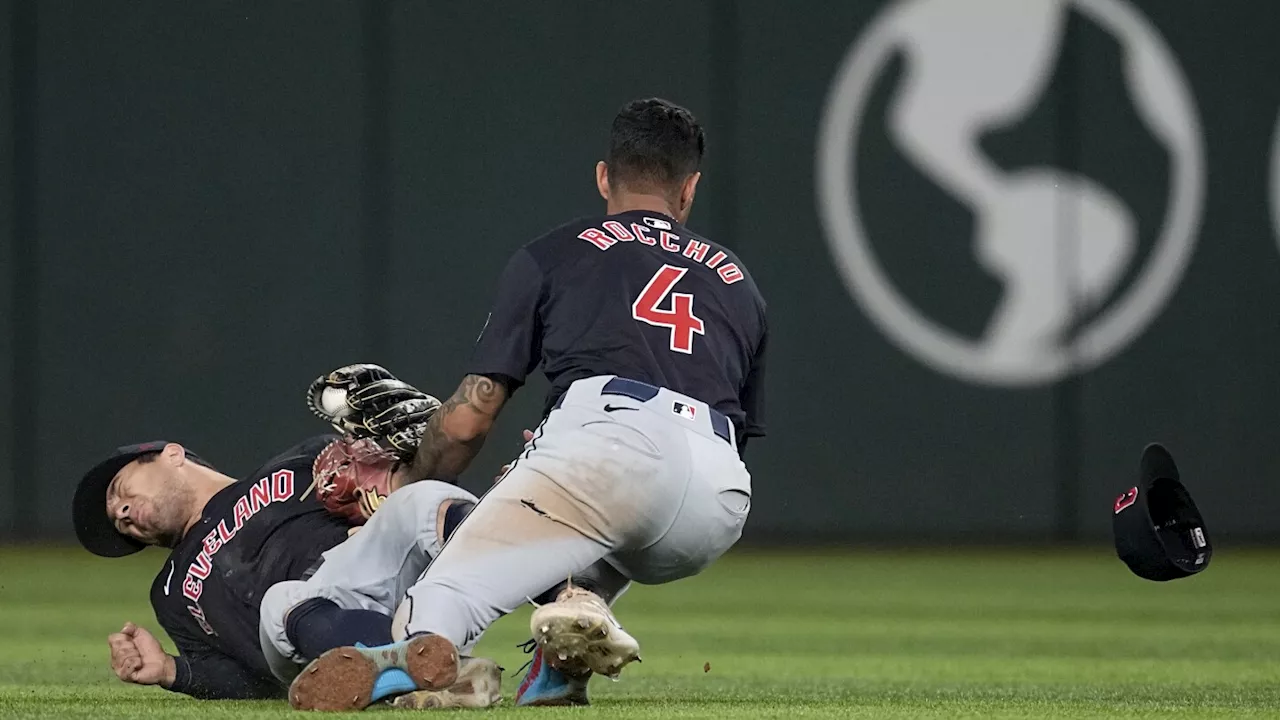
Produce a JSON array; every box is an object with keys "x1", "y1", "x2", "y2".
[{"x1": 444, "y1": 408, "x2": 494, "y2": 445}]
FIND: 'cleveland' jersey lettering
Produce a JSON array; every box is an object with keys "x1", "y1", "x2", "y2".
[
  {"x1": 182, "y1": 469, "x2": 296, "y2": 604},
  {"x1": 150, "y1": 436, "x2": 350, "y2": 685}
]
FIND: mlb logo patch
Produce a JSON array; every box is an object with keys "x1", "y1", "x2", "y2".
[
  {"x1": 673, "y1": 402, "x2": 697, "y2": 420},
  {"x1": 644, "y1": 216, "x2": 673, "y2": 230}
]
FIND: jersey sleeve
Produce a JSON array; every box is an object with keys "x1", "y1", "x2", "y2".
[
  {"x1": 160, "y1": 611, "x2": 283, "y2": 699},
  {"x1": 740, "y1": 324, "x2": 767, "y2": 441},
  {"x1": 169, "y1": 644, "x2": 284, "y2": 700},
  {"x1": 465, "y1": 248, "x2": 545, "y2": 392}
]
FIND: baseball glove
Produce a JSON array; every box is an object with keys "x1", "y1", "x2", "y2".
[
  {"x1": 312, "y1": 436, "x2": 400, "y2": 525},
  {"x1": 307, "y1": 363, "x2": 442, "y2": 461}
]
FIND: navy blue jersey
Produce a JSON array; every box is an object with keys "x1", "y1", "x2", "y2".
[
  {"x1": 468, "y1": 210, "x2": 767, "y2": 442},
  {"x1": 149, "y1": 435, "x2": 349, "y2": 698}
]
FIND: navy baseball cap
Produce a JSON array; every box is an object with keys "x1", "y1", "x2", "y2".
[
  {"x1": 72, "y1": 441, "x2": 212, "y2": 558},
  {"x1": 1113, "y1": 443, "x2": 1212, "y2": 581}
]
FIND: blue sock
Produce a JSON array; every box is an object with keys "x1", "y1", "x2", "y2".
[{"x1": 285, "y1": 598, "x2": 393, "y2": 660}]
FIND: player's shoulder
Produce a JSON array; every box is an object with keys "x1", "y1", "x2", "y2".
[
  {"x1": 148, "y1": 551, "x2": 186, "y2": 616},
  {"x1": 674, "y1": 223, "x2": 765, "y2": 306},
  {"x1": 490, "y1": 214, "x2": 593, "y2": 274},
  {"x1": 503, "y1": 213, "x2": 649, "y2": 280},
  {"x1": 243, "y1": 434, "x2": 339, "y2": 483},
  {"x1": 641, "y1": 214, "x2": 765, "y2": 310},
  {"x1": 148, "y1": 548, "x2": 216, "y2": 642},
  {"x1": 520, "y1": 213, "x2": 616, "y2": 253}
]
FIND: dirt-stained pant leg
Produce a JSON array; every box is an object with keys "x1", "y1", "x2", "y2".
[
  {"x1": 400, "y1": 375, "x2": 751, "y2": 647},
  {"x1": 259, "y1": 481, "x2": 477, "y2": 684}
]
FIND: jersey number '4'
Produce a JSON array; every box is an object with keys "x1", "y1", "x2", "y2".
[{"x1": 631, "y1": 265, "x2": 705, "y2": 354}]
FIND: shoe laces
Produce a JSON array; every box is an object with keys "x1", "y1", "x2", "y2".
[{"x1": 512, "y1": 638, "x2": 538, "y2": 677}]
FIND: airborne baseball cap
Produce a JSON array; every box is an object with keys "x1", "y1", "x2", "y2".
[
  {"x1": 72, "y1": 441, "x2": 213, "y2": 558},
  {"x1": 1113, "y1": 443, "x2": 1212, "y2": 581}
]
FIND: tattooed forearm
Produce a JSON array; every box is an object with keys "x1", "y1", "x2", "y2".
[
  {"x1": 400, "y1": 375, "x2": 508, "y2": 486},
  {"x1": 447, "y1": 374, "x2": 506, "y2": 416}
]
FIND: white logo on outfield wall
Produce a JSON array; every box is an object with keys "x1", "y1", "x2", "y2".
[{"x1": 816, "y1": 0, "x2": 1203, "y2": 386}]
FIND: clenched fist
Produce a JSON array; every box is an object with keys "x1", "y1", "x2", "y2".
[{"x1": 108, "y1": 622, "x2": 176, "y2": 687}]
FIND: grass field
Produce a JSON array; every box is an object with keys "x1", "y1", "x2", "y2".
[{"x1": 1, "y1": 546, "x2": 1278, "y2": 719}]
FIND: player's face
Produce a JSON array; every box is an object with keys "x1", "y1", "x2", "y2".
[{"x1": 105, "y1": 456, "x2": 194, "y2": 548}]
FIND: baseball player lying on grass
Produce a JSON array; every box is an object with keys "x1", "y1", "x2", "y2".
[{"x1": 74, "y1": 364, "x2": 619, "y2": 708}]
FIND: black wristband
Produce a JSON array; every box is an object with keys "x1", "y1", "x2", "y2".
[{"x1": 166, "y1": 654, "x2": 191, "y2": 694}]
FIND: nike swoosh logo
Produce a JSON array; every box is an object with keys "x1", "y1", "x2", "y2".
[
  {"x1": 163, "y1": 560, "x2": 175, "y2": 596},
  {"x1": 603, "y1": 405, "x2": 637, "y2": 412}
]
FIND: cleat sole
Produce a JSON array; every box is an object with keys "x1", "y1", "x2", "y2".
[{"x1": 288, "y1": 633, "x2": 459, "y2": 711}]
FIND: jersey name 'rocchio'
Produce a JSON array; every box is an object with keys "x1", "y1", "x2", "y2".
[{"x1": 577, "y1": 221, "x2": 744, "y2": 285}]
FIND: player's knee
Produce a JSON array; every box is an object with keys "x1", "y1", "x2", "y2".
[
  {"x1": 378, "y1": 480, "x2": 466, "y2": 522},
  {"x1": 260, "y1": 580, "x2": 308, "y2": 634},
  {"x1": 258, "y1": 581, "x2": 315, "y2": 683}
]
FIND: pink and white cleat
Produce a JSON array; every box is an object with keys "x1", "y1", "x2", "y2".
[{"x1": 529, "y1": 585, "x2": 641, "y2": 680}]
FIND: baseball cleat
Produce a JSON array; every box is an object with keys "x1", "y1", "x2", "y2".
[
  {"x1": 529, "y1": 585, "x2": 641, "y2": 679},
  {"x1": 515, "y1": 645, "x2": 590, "y2": 706},
  {"x1": 287, "y1": 633, "x2": 459, "y2": 711},
  {"x1": 391, "y1": 656, "x2": 503, "y2": 710}
]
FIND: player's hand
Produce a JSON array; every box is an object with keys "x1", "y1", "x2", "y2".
[
  {"x1": 108, "y1": 622, "x2": 176, "y2": 688},
  {"x1": 493, "y1": 429, "x2": 535, "y2": 484}
]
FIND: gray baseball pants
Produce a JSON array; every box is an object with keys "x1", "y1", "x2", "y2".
[
  {"x1": 258, "y1": 477, "x2": 633, "y2": 684},
  {"x1": 258, "y1": 480, "x2": 477, "y2": 684},
  {"x1": 398, "y1": 375, "x2": 752, "y2": 647}
]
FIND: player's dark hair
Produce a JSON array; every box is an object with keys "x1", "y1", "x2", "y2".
[
  {"x1": 135, "y1": 451, "x2": 161, "y2": 465},
  {"x1": 607, "y1": 98, "x2": 705, "y2": 194}
]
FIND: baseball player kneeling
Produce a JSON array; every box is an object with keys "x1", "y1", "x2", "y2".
[{"x1": 287, "y1": 98, "x2": 768, "y2": 710}]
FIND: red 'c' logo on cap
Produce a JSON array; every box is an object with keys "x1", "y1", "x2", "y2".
[{"x1": 1114, "y1": 486, "x2": 1139, "y2": 514}]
